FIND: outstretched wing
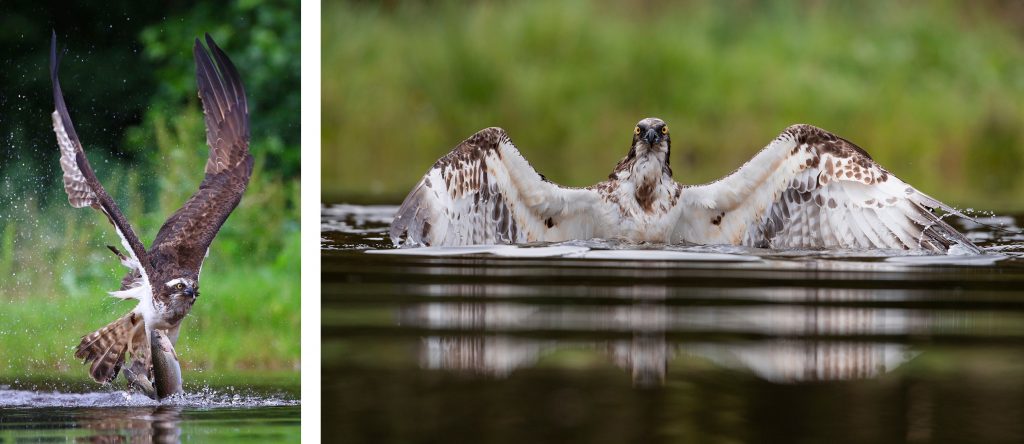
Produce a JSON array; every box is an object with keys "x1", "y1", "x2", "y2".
[
  {"x1": 50, "y1": 32, "x2": 154, "y2": 279},
  {"x1": 679, "y1": 124, "x2": 980, "y2": 253},
  {"x1": 149, "y1": 34, "x2": 253, "y2": 273},
  {"x1": 390, "y1": 128, "x2": 603, "y2": 247}
]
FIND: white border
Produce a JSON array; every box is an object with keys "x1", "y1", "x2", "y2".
[{"x1": 299, "y1": 0, "x2": 321, "y2": 441}]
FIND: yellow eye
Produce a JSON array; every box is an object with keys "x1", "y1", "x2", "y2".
[
  {"x1": 661, "y1": 126, "x2": 669, "y2": 134},
  {"x1": 176, "y1": 283, "x2": 185, "y2": 290},
  {"x1": 634, "y1": 126, "x2": 641, "y2": 135}
]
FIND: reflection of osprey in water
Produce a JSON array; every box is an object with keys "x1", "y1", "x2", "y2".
[
  {"x1": 392, "y1": 118, "x2": 978, "y2": 253},
  {"x1": 50, "y1": 33, "x2": 252, "y2": 388},
  {"x1": 80, "y1": 405, "x2": 183, "y2": 443},
  {"x1": 401, "y1": 288, "x2": 917, "y2": 385}
]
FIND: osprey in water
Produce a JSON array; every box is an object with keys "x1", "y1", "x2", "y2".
[{"x1": 391, "y1": 118, "x2": 979, "y2": 254}]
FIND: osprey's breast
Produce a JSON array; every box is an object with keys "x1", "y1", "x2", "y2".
[{"x1": 596, "y1": 176, "x2": 679, "y2": 242}]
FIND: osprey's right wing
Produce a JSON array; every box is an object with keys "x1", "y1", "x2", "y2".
[
  {"x1": 391, "y1": 128, "x2": 603, "y2": 247},
  {"x1": 50, "y1": 32, "x2": 153, "y2": 280}
]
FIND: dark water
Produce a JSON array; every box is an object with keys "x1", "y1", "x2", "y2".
[
  {"x1": 0, "y1": 380, "x2": 299, "y2": 442},
  {"x1": 323, "y1": 204, "x2": 1024, "y2": 443}
]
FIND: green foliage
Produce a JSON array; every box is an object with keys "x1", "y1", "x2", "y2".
[
  {"x1": 323, "y1": 0, "x2": 1024, "y2": 210},
  {"x1": 2, "y1": 5, "x2": 188, "y2": 201},
  {"x1": 128, "y1": 0, "x2": 302, "y2": 179}
]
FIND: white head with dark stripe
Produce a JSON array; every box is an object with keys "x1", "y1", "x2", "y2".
[{"x1": 163, "y1": 277, "x2": 199, "y2": 306}]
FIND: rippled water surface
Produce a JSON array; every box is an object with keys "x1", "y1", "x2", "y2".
[
  {"x1": 323, "y1": 204, "x2": 1024, "y2": 443},
  {"x1": 0, "y1": 379, "x2": 299, "y2": 442}
]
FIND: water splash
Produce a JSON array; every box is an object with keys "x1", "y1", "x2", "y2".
[
  {"x1": 368, "y1": 244, "x2": 762, "y2": 262},
  {"x1": 321, "y1": 203, "x2": 397, "y2": 234},
  {"x1": 0, "y1": 386, "x2": 297, "y2": 408},
  {"x1": 325, "y1": 204, "x2": 1023, "y2": 265}
]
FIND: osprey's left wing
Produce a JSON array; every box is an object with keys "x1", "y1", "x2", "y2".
[
  {"x1": 391, "y1": 127, "x2": 603, "y2": 247},
  {"x1": 679, "y1": 124, "x2": 980, "y2": 253},
  {"x1": 150, "y1": 34, "x2": 253, "y2": 273},
  {"x1": 50, "y1": 32, "x2": 153, "y2": 279}
]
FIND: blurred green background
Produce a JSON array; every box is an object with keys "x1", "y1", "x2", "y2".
[
  {"x1": 323, "y1": 0, "x2": 1024, "y2": 211},
  {"x1": 0, "y1": 0, "x2": 299, "y2": 384}
]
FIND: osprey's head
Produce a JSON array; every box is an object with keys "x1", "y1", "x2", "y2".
[
  {"x1": 632, "y1": 117, "x2": 670, "y2": 156},
  {"x1": 162, "y1": 277, "x2": 199, "y2": 306},
  {"x1": 609, "y1": 117, "x2": 674, "y2": 180}
]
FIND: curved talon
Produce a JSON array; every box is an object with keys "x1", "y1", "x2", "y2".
[{"x1": 123, "y1": 367, "x2": 158, "y2": 400}]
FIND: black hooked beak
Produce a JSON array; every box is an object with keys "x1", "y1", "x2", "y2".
[
  {"x1": 184, "y1": 287, "x2": 196, "y2": 298},
  {"x1": 643, "y1": 128, "x2": 659, "y2": 145}
]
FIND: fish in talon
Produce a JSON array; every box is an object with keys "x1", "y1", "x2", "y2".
[
  {"x1": 151, "y1": 330, "x2": 184, "y2": 399},
  {"x1": 122, "y1": 329, "x2": 181, "y2": 400}
]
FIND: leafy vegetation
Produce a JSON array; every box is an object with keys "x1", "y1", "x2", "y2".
[
  {"x1": 323, "y1": 0, "x2": 1024, "y2": 211},
  {"x1": 0, "y1": 1, "x2": 299, "y2": 383}
]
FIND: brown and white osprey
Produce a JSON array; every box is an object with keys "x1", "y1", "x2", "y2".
[
  {"x1": 391, "y1": 118, "x2": 980, "y2": 253},
  {"x1": 50, "y1": 33, "x2": 253, "y2": 385}
]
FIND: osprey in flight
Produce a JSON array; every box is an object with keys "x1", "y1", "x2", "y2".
[
  {"x1": 51, "y1": 33, "x2": 253, "y2": 385},
  {"x1": 391, "y1": 118, "x2": 980, "y2": 253}
]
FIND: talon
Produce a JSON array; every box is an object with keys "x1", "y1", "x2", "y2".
[{"x1": 123, "y1": 367, "x2": 157, "y2": 400}]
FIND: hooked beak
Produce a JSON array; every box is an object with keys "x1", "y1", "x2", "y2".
[
  {"x1": 643, "y1": 128, "x2": 659, "y2": 145},
  {"x1": 184, "y1": 287, "x2": 196, "y2": 298}
]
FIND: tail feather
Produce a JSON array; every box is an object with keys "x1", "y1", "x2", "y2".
[
  {"x1": 87, "y1": 335, "x2": 125, "y2": 382},
  {"x1": 75, "y1": 312, "x2": 148, "y2": 384}
]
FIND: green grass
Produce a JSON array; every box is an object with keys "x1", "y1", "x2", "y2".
[
  {"x1": 0, "y1": 107, "x2": 299, "y2": 384},
  {"x1": 323, "y1": 0, "x2": 1024, "y2": 211}
]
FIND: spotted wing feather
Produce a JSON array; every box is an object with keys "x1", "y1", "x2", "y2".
[
  {"x1": 50, "y1": 32, "x2": 154, "y2": 280},
  {"x1": 390, "y1": 128, "x2": 602, "y2": 247},
  {"x1": 149, "y1": 34, "x2": 253, "y2": 273},
  {"x1": 680, "y1": 124, "x2": 980, "y2": 253}
]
